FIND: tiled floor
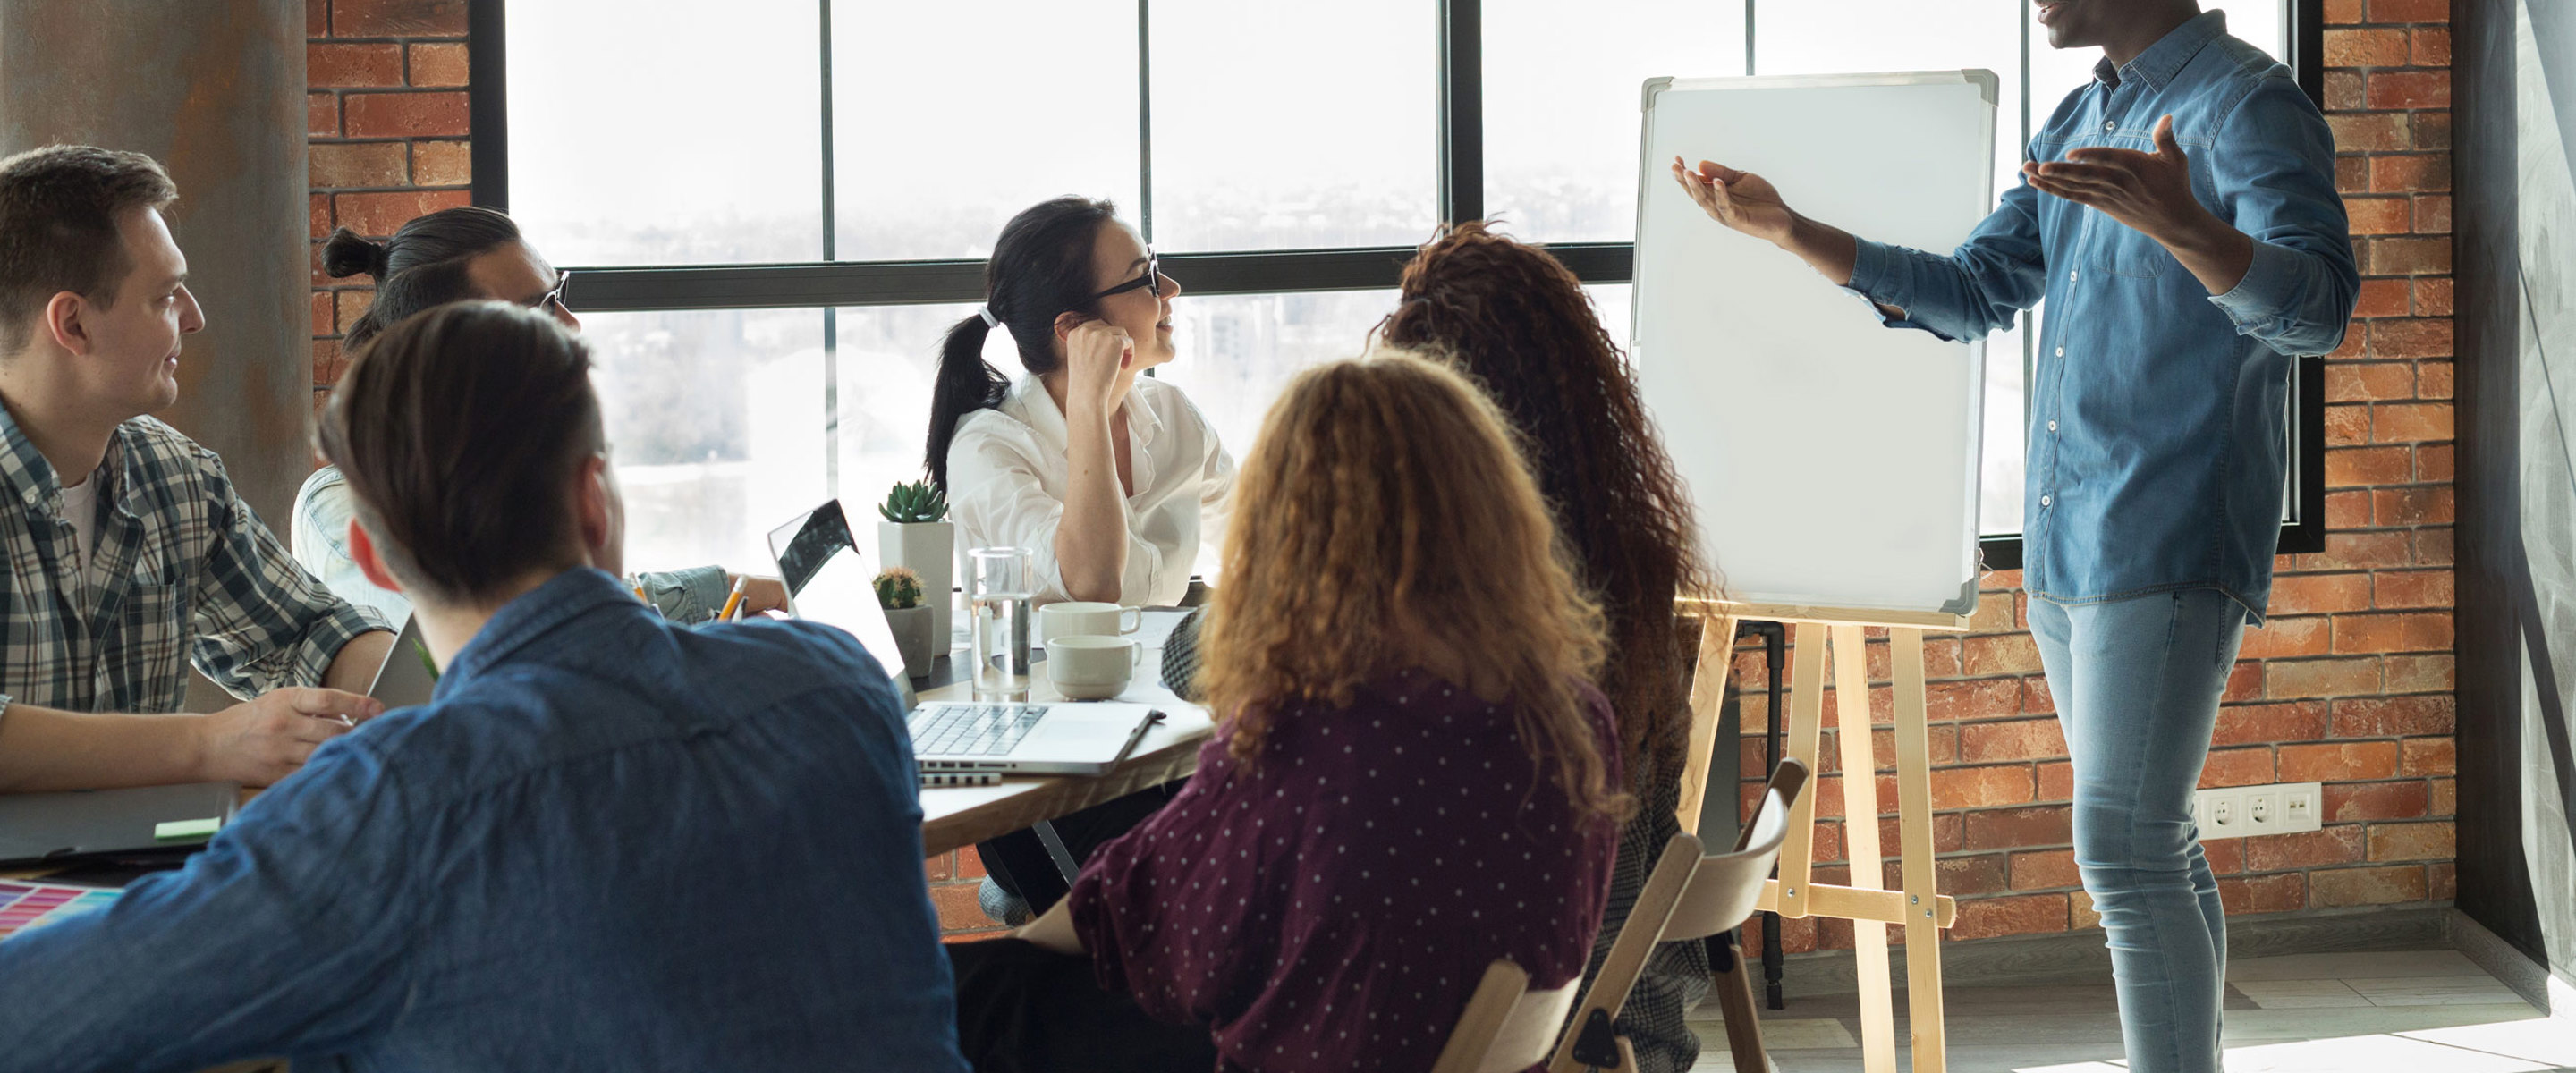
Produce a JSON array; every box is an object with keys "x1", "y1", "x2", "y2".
[{"x1": 1682, "y1": 949, "x2": 2573, "y2": 1072}]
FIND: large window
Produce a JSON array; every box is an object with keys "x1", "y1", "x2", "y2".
[{"x1": 474, "y1": 0, "x2": 2325, "y2": 575}]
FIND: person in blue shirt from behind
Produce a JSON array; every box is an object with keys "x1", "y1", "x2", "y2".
[
  {"x1": 1671, "y1": 4, "x2": 2357, "y2": 1073},
  {"x1": 0, "y1": 301, "x2": 970, "y2": 1073}
]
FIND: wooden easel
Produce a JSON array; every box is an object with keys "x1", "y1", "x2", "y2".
[{"x1": 1676, "y1": 600, "x2": 1971, "y2": 1073}]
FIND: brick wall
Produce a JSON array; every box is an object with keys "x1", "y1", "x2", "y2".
[
  {"x1": 306, "y1": 0, "x2": 470, "y2": 411},
  {"x1": 1737, "y1": 0, "x2": 2457, "y2": 957}
]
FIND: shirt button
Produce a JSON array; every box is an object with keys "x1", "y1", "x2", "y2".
[
  {"x1": 2070, "y1": 269, "x2": 2080, "y2": 283},
  {"x1": 2048, "y1": 420, "x2": 2059, "y2": 433},
  {"x1": 2041, "y1": 494, "x2": 2054, "y2": 507},
  {"x1": 2104, "y1": 121, "x2": 2116, "y2": 131},
  {"x1": 2055, "y1": 346, "x2": 2065, "y2": 357}
]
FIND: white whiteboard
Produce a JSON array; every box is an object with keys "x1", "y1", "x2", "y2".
[{"x1": 1631, "y1": 71, "x2": 1998, "y2": 617}]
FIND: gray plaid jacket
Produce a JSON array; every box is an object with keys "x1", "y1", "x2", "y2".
[{"x1": 1, "y1": 408, "x2": 387, "y2": 714}]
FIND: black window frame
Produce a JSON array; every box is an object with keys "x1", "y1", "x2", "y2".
[{"x1": 464, "y1": 0, "x2": 2328, "y2": 570}]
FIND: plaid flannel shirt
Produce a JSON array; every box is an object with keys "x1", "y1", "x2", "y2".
[{"x1": 1, "y1": 406, "x2": 388, "y2": 714}]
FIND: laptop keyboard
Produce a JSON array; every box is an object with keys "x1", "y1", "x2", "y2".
[{"x1": 910, "y1": 704, "x2": 1049, "y2": 756}]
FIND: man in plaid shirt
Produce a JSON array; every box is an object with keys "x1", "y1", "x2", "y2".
[{"x1": 0, "y1": 146, "x2": 394, "y2": 793}]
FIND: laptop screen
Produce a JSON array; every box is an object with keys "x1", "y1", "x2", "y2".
[{"x1": 767, "y1": 501, "x2": 913, "y2": 704}]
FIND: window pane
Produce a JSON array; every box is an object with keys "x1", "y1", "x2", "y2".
[
  {"x1": 830, "y1": 3, "x2": 1141, "y2": 260},
  {"x1": 507, "y1": 0, "x2": 823, "y2": 266},
  {"x1": 1485, "y1": 1, "x2": 1746, "y2": 243},
  {"x1": 835, "y1": 304, "x2": 976, "y2": 520},
  {"x1": 1148, "y1": 3, "x2": 1436, "y2": 250},
  {"x1": 586, "y1": 309, "x2": 831, "y2": 575}
]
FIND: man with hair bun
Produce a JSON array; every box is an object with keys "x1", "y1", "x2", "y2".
[{"x1": 0, "y1": 144, "x2": 394, "y2": 794}]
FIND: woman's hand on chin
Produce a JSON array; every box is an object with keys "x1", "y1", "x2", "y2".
[{"x1": 1063, "y1": 320, "x2": 1134, "y2": 413}]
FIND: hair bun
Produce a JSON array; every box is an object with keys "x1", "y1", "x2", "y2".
[{"x1": 320, "y1": 226, "x2": 391, "y2": 280}]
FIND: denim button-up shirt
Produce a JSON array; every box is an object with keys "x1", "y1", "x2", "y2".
[
  {"x1": 1845, "y1": 12, "x2": 2358, "y2": 621},
  {"x1": 0, "y1": 569, "x2": 970, "y2": 1072}
]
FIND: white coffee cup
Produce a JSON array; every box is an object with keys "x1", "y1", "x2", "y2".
[
  {"x1": 1038, "y1": 601, "x2": 1142, "y2": 645},
  {"x1": 1046, "y1": 635, "x2": 1142, "y2": 701}
]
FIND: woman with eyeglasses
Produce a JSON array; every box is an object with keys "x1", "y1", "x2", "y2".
[
  {"x1": 295, "y1": 208, "x2": 786, "y2": 626},
  {"x1": 927, "y1": 197, "x2": 1233, "y2": 609}
]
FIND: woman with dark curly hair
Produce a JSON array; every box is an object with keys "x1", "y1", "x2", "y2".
[{"x1": 1374, "y1": 220, "x2": 1722, "y2": 1073}]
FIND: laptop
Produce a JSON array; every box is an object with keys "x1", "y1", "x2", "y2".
[
  {"x1": 367, "y1": 614, "x2": 438, "y2": 710},
  {"x1": 0, "y1": 782, "x2": 240, "y2": 866},
  {"x1": 766, "y1": 500, "x2": 1159, "y2": 776}
]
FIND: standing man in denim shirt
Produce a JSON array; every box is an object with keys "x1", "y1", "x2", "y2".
[
  {"x1": 0, "y1": 302, "x2": 969, "y2": 1072},
  {"x1": 1672, "y1": 4, "x2": 2357, "y2": 1071}
]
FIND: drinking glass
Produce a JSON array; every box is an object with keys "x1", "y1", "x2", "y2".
[{"x1": 967, "y1": 547, "x2": 1034, "y2": 702}]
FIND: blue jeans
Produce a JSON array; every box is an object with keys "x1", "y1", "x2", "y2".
[{"x1": 2028, "y1": 588, "x2": 2249, "y2": 1073}]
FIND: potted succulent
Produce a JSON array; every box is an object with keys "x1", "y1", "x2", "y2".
[
  {"x1": 873, "y1": 566, "x2": 936, "y2": 680},
  {"x1": 878, "y1": 478, "x2": 955, "y2": 649}
]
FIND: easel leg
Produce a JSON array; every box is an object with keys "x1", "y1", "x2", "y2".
[
  {"x1": 1892, "y1": 629, "x2": 1949, "y2": 1073},
  {"x1": 1775, "y1": 623, "x2": 1831, "y2": 919},
  {"x1": 1830, "y1": 625, "x2": 1896, "y2": 1073},
  {"x1": 1677, "y1": 614, "x2": 1741, "y2": 833}
]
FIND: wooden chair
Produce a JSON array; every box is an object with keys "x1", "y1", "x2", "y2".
[
  {"x1": 1548, "y1": 758, "x2": 1811, "y2": 1073},
  {"x1": 1430, "y1": 959, "x2": 1583, "y2": 1073}
]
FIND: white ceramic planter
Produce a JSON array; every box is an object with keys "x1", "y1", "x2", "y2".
[
  {"x1": 880, "y1": 604, "x2": 936, "y2": 680},
  {"x1": 878, "y1": 520, "x2": 955, "y2": 647}
]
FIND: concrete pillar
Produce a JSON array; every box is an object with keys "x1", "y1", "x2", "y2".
[{"x1": 1, "y1": 0, "x2": 311, "y2": 528}]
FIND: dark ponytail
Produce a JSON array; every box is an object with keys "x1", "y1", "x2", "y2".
[
  {"x1": 924, "y1": 196, "x2": 1120, "y2": 489},
  {"x1": 324, "y1": 205, "x2": 525, "y2": 351}
]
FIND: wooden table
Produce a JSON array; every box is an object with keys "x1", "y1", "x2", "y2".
[{"x1": 913, "y1": 643, "x2": 1213, "y2": 857}]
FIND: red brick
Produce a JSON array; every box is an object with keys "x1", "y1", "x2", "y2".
[
  {"x1": 2328, "y1": 113, "x2": 2411, "y2": 154},
  {"x1": 308, "y1": 92, "x2": 338, "y2": 138},
  {"x1": 1882, "y1": 855, "x2": 2011, "y2": 898},
  {"x1": 2431, "y1": 862, "x2": 2456, "y2": 900},
  {"x1": 2243, "y1": 824, "x2": 2365, "y2": 871},
  {"x1": 307, "y1": 0, "x2": 327, "y2": 35},
  {"x1": 2037, "y1": 760, "x2": 2072, "y2": 800},
  {"x1": 308, "y1": 192, "x2": 330, "y2": 239},
  {"x1": 2385, "y1": 655, "x2": 2457, "y2": 693},
  {"x1": 1982, "y1": 570, "x2": 2023, "y2": 591},
  {"x1": 2206, "y1": 838, "x2": 2245, "y2": 874},
  {"x1": 2010, "y1": 849, "x2": 2081, "y2": 891},
  {"x1": 2324, "y1": 781, "x2": 2430, "y2": 823},
  {"x1": 2373, "y1": 486, "x2": 2455, "y2": 526},
  {"x1": 411, "y1": 140, "x2": 471, "y2": 187},
  {"x1": 2370, "y1": 154, "x2": 2452, "y2": 194},
  {"x1": 2367, "y1": 71, "x2": 2450, "y2": 109},
  {"x1": 309, "y1": 141, "x2": 408, "y2": 189},
  {"x1": 2309, "y1": 864, "x2": 2428, "y2": 908},
  {"x1": 1963, "y1": 806, "x2": 2072, "y2": 851},
  {"x1": 2336, "y1": 613, "x2": 2454, "y2": 655},
  {"x1": 2401, "y1": 737, "x2": 2454, "y2": 775},
  {"x1": 2416, "y1": 194, "x2": 2453, "y2": 233},
  {"x1": 1950, "y1": 892, "x2": 2070, "y2": 940},
  {"x1": 2367, "y1": 0, "x2": 2448, "y2": 23},
  {"x1": 2224, "y1": 663, "x2": 2265, "y2": 704},
  {"x1": 309, "y1": 42, "x2": 402, "y2": 88},
  {"x1": 335, "y1": 290, "x2": 374, "y2": 334},
  {"x1": 2023, "y1": 676, "x2": 2055, "y2": 715},
  {"x1": 2368, "y1": 820, "x2": 2453, "y2": 862},
  {"x1": 2326, "y1": 361, "x2": 2417, "y2": 403},
  {"x1": 408, "y1": 42, "x2": 469, "y2": 87},
  {"x1": 928, "y1": 882, "x2": 994, "y2": 930},
  {"x1": 2370, "y1": 319, "x2": 2454, "y2": 361},
  {"x1": 2430, "y1": 778, "x2": 2455, "y2": 816},
  {"x1": 2416, "y1": 112, "x2": 2454, "y2": 151},
  {"x1": 1931, "y1": 764, "x2": 2038, "y2": 808},
  {"x1": 2343, "y1": 195, "x2": 2411, "y2": 234},
  {"x1": 2335, "y1": 156, "x2": 2369, "y2": 194},
  {"x1": 335, "y1": 189, "x2": 471, "y2": 237},
  {"x1": 1963, "y1": 634, "x2": 2043, "y2": 677},
  {"x1": 2326, "y1": 446, "x2": 2411, "y2": 488},
  {"x1": 2326, "y1": 71, "x2": 2368, "y2": 113},
  {"x1": 924, "y1": 852, "x2": 952, "y2": 882},
  {"x1": 2412, "y1": 528, "x2": 2456, "y2": 566},
  {"x1": 2326, "y1": 327, "x2": 2368, "y2": 361},
  {"x1": 2417, "y1": 444, "x2": 2455, "y2": 482},
  {"x1": 1958, "y1": 720, "x2": 2066, "y2": 763},
  {"x1": 2281, "y1": 740, "x2": 2401, "y2": 782},
  {"x1": 2324, "y1": 27, "x2": 2411, "y2": 67},
  {"x1": 2239, "y1": 617, "x2": 2330, "y2": 660},
  {"x1": 2326, "y1": 0, "x2": 2363, "y2": 23},
  {"x1": 2270, "y1": 574, "x2": 2373, "y2": 615},
  {"x1": 2331, "y1": 695, "x2": 2454, "y2": 736},
  {"x1": 2412, "y1": 30, "x2": 2452, "y2": 66},
  {"x1": 959, "y1": 850, "x2": 988, "y2": 880},
  {"x1": 2368, "y1": 236, "x2": 2451, "y2": 275},
  {"x1": 2212, "y1": 702, "x2": 2328, "y2": 747},
  {"x1": 2373, "y1": 402, "x2": 2453, "y2": 444},
  {"x1": 343, "y1": 91, "x2": 470, "y2": 139},
  {"x1": 333, "y1": 0, "x2": 468, "y2": 36},
  {"x1": 2415, "y1": 278, "x2": 2454, "y2": 316},
  {"x1": 309, "y1": 291, "x2": 333, "y2": 337},
  {"x1": 2418, "y1": 361, "x2": 2455, "y2": 400},
  {"x1": 313, "y1": 338, "x2": 346, "y2": 386},
  {"x1": 2199, "y1": 747, "x2": 2276, "y2": 788},
  {"x1": 2377, "y1": 570, "x2": 2454, "y2": 608},
  {"x1": 2221, "y1": 873, "x2": 2307, "y2": 916},
  {"x1": 2350, "y1": 279, "x2": 2412, "y2": 320},
  {"x1": 2326, "y1": 405, "x2": 2371, "y2": 446},
  {"x1": 2295, "y1": 531, "x2": 2413, "y2": 571},
  {"x1": 2070, "y1": 889, "x2": 2102, "y2": 929},
  {"x1": 1927, "y1": 678, "x2": 2021, "y2": 722}
]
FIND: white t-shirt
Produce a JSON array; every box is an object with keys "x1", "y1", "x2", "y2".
[
  {"x1": 59, "y1": 474, "x2": 101, "y2": 579},
  {"x1": 945, "y1": 376, "x2": 1235, "y2": 607}
]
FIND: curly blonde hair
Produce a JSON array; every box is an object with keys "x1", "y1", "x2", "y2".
[{"x1": 1198, "y1": 349, "x2": 1631, "y2": 822}]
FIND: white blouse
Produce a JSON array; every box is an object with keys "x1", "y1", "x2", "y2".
[{"x1": 946, "y1": 375, "x2": 1234, "y2": 607}]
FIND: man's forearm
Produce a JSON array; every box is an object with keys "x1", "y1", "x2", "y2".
[
  {"x1": 321, "y1": 629, "x2": 396, "y2": 696},
  {"x1": 0, "y1": 704, "x2": 203, "y2": 793},
  {"x1": 1782, "y1": 215, "x2": 1911, "y2": 320},
  {"x1": 2155, "y1": 209, "x2": 2258, "y2": 297}
]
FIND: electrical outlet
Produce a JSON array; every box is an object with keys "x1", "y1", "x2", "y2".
[{"x1": 2192, "y1": 782, "x2": 2323, "y2": 839}]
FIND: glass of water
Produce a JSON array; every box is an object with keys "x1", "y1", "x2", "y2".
[{"x1": 967, "y1": 547, "x2": 1034, "y2": 702}]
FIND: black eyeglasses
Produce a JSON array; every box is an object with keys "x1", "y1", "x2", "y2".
[
  {"x1": 525, "y1": 271, "x2": 572, "y2": 312},
  {"x1": 1091, "y1": 250, "x2": 1160, "y2": 300}
]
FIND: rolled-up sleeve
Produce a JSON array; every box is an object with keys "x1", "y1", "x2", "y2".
[
  {"x1": 191, "y1": 455, "x2": 390, "y2": 698},
  {"x1": 948, "y1": 414, "x2": 1162, "y2": 606},
  {"x1": 2202, "y1": 78, "x2": 2360, "y2": 357}
]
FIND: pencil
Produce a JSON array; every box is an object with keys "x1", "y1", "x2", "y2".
[{"x1": 716, "y1": 577, "x2": 748, "y2": 622}]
